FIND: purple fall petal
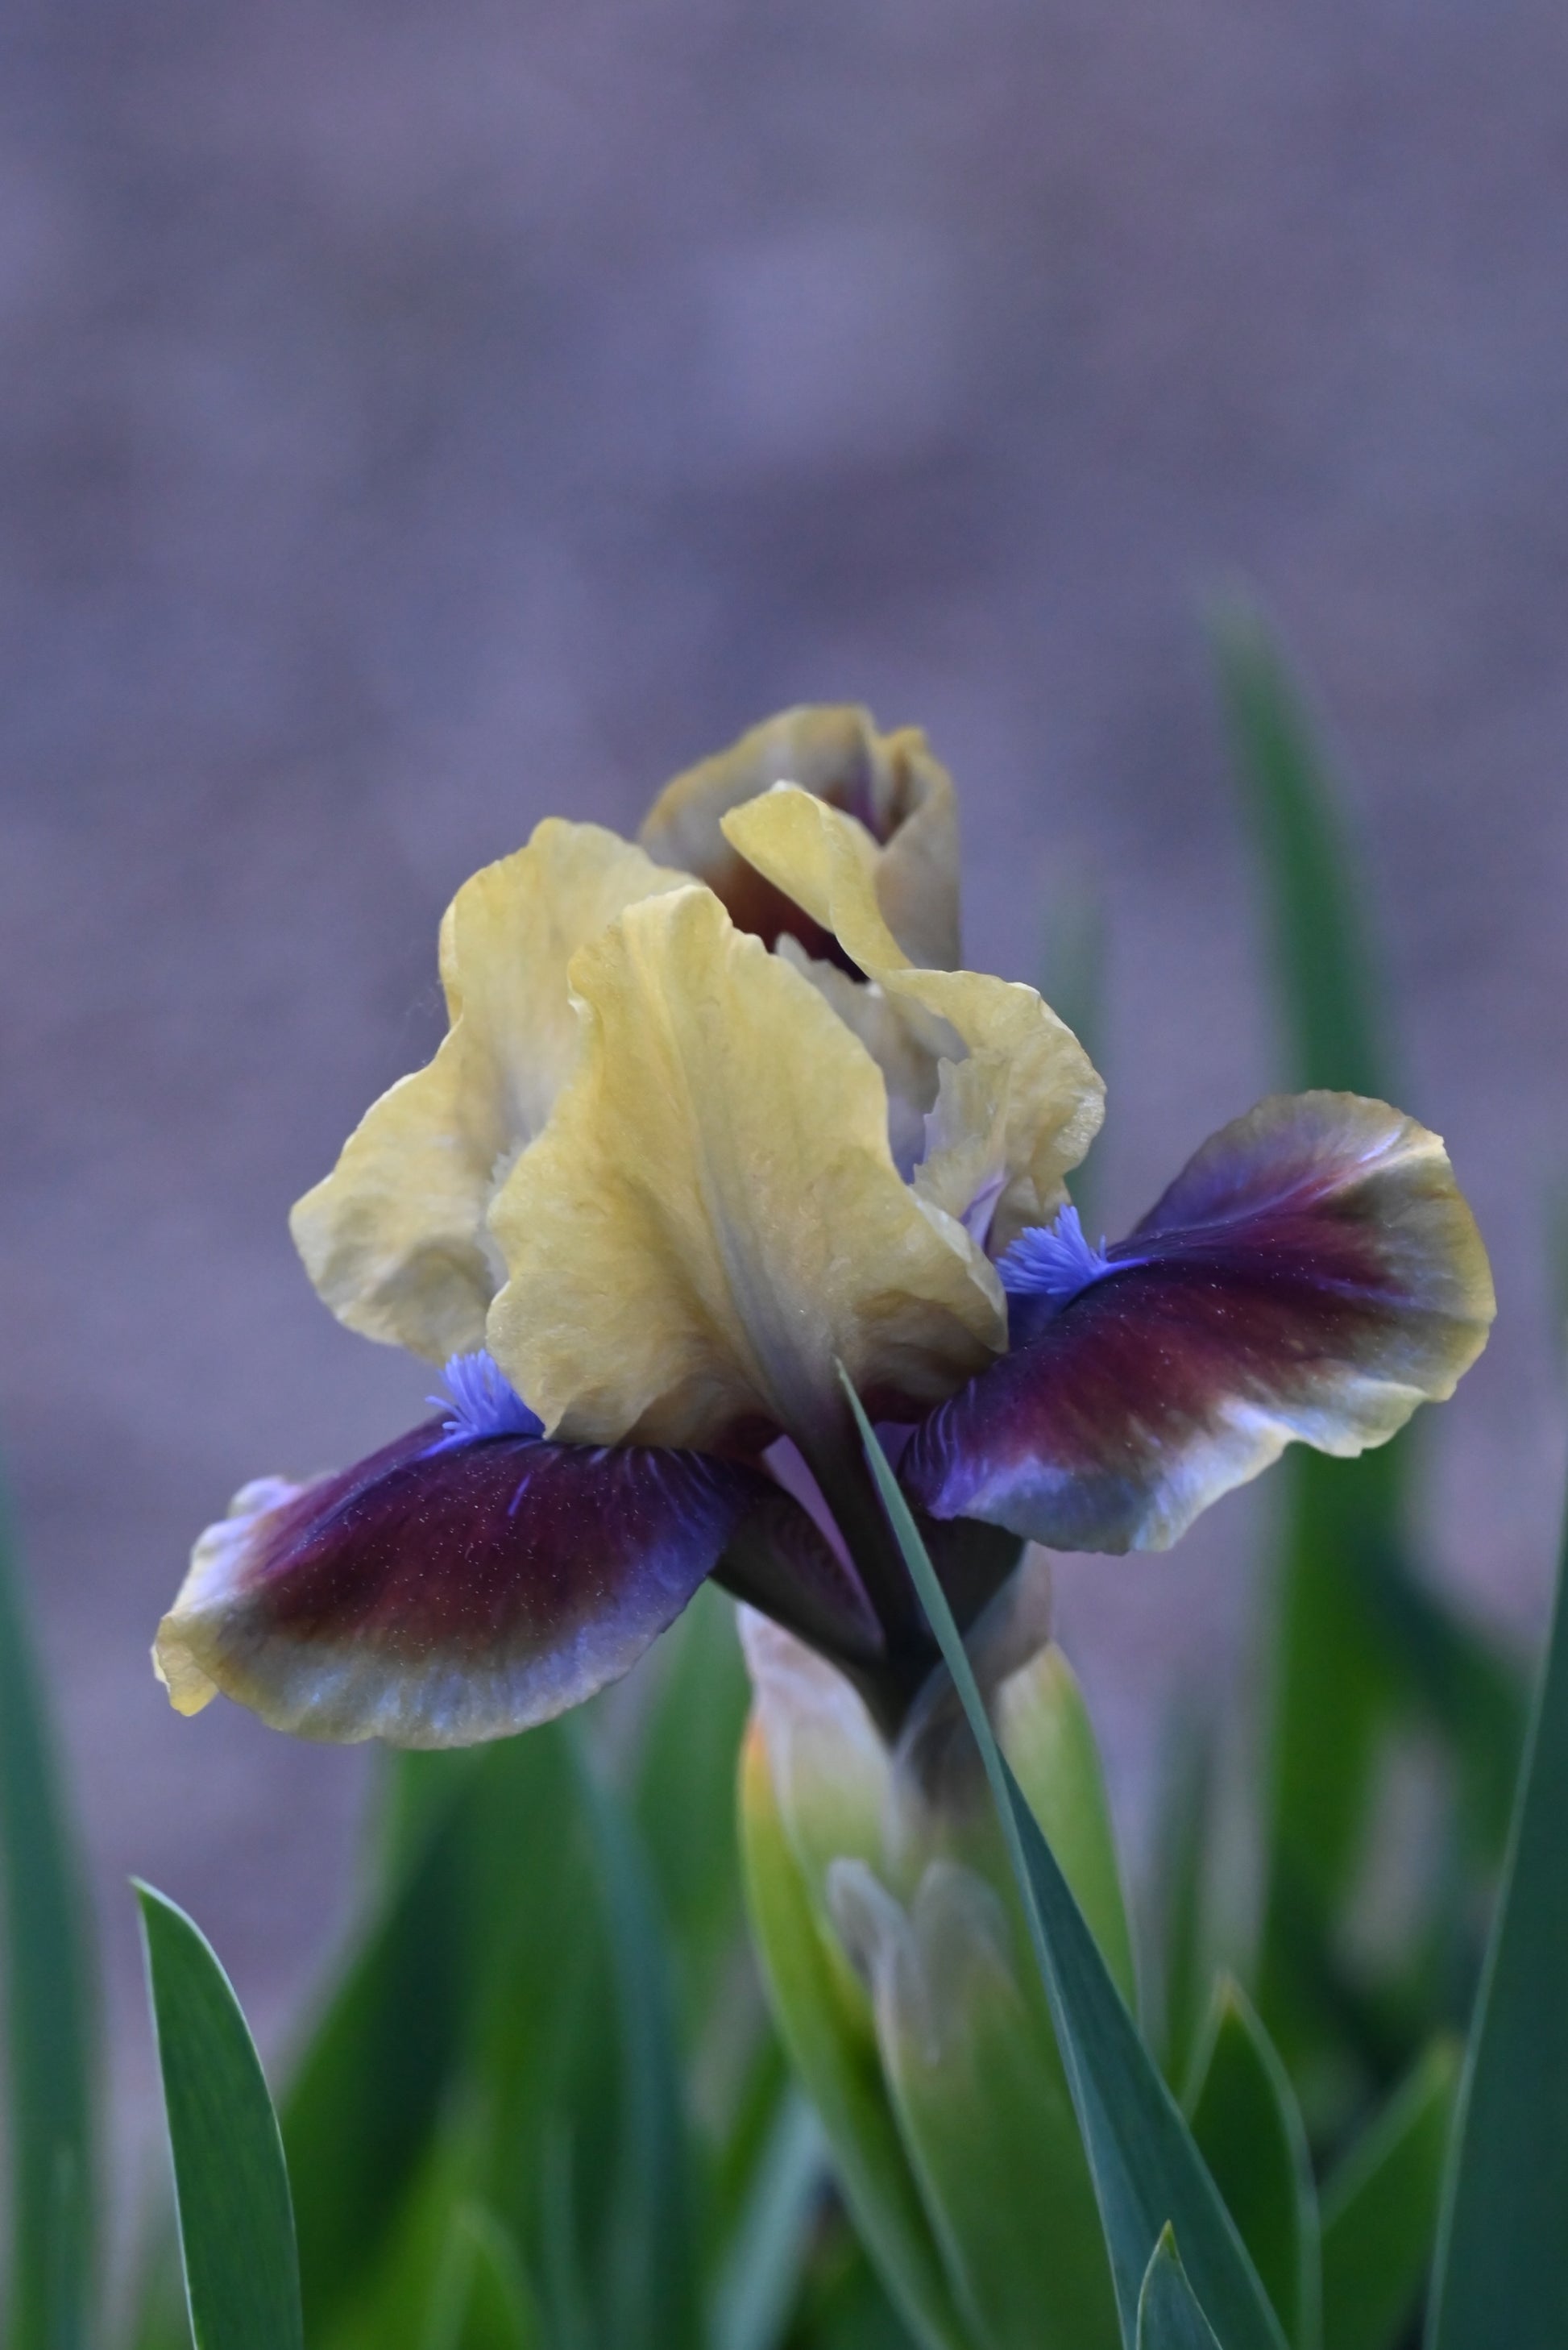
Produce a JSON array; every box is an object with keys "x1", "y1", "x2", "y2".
[
  {"x1": 156, "y1": 1420, "x2": 771, "y2": 1747},
  {"x1": 902, "y1": 1092, "x2": 1495, "y2": 1554}
]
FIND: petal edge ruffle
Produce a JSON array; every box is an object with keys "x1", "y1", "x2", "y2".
[
  {"x1": 155, "y1": 1423, "x2": 768, "y2": 1747},
  {"x1": 289, "y1": 820, "x2": 687, "y2": 1363},
  {"x1": 721, "y1": 786, "x2": 1103, "y2": 1250},
  {"x1": 902, "y1": 1093, "x2": 1495, "y2": 1553}
]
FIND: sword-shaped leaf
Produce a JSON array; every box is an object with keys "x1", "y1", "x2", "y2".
[
  {"x1": 847, "y1": 1381, "x2": 1288, "y2": 2350},
  {"x1": 1426, "y1": 1498, "x2": 1568, "y2": 2350},
  {"x1": 1319, "y1": 2038, "x2": 1457, "y2": 2350},
  {"x1": 1139, "y1": 2231, "x2": 1223, "y2": 2350},
  {"x1": 0, "y1": 1484, "x2": 97, "y2": 2350},
  {"x1": 1213, "y1": 599, "x2": 1521, "y2": 2082},
  {"x1": 573, "y1": 1733, "x2": 702, "y2": 2350},
  {"x1": 1185, "y1": 1981, "x2": 1320, "y2": 2349},
  {"x1": 136, "y1": 1883, "x2": 302, "y2": 2350}
]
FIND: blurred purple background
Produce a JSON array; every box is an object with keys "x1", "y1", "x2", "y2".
[{"x1": 4, "y1": 0, "x2": 1567, "y2": 2219}]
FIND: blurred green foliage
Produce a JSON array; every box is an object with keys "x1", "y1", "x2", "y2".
[{"x1": 1211, "y1": 600, "x2": 1526, "y2": 2142}]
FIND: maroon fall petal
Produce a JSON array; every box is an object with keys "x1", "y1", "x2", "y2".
[
  {"x1": 900, "y1": 1092, "x2": 1495, "y2": 1554},
  {"x1": 156, "y1": 1421, "x2": 775, "y2": 1747}
]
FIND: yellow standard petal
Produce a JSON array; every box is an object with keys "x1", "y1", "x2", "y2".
[
  {"x1": 290, "y1": 820, "x2": 687, "y2": 1363},
  {"x1": 722, "y1": 787, "x2": 1105, "y2": 1252},
  {"x1": 639, "y1": 704, "x2": 962, "y2": 969},
  {"x1": 486, "y1": 885, "x2": 1004, "y2": 1451}
]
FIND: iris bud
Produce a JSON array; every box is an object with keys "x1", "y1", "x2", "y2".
[{"x1": 738, "y1": 1602, "x2": 1130, "y2": 2350}]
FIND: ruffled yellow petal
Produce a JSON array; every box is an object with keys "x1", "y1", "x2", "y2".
[
  {"x1": 772, "y1": 935, "x2": 940, "y2": 1177},
  {"x1": 486, "y1": 885, "x2": 1004, "y2": 1451},
  {"x1": 639, "y1": 704, "x2": 961, "y2": 970},
  {"x1": 723, "y1": 787, "x2": 1105, "y2": 1252},
  {"x1": 290, "y1": 820, "x2": 687, "y2": 1363}
]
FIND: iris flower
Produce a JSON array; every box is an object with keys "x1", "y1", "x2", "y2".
[{"x1": 155, "y1": 707, "x2": 1494, "y2": 1748}]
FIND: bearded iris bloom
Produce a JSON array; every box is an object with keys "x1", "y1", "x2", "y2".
[{"x1": 155, "y1": 706, "x2": 1495, "y2": 1749}]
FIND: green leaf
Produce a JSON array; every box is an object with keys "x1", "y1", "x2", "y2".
[
  {"x1": 845, "y1": 1847, "x2": 1119, "y2": 2350},
  {"x1": 1319, "y1": 2038, "x2": 1458, "y2": 2350},
  {"x1": 633, "y1": 1580, "x2": 754, "y2": 2030},
  {"x1": 1041, "y1": 880, "x2": 1109, "y2": 1235},
  {"x1": 846, "y1": 1381, "x2": 1288, "y2": 2350},
  {"x1": 1254, "y1": 1453, "x2": 1404, "y2": 2074},
  {"x1": 279, "y1": 1758, "x2": 476, "y2": 2334},
  {"x1": 794, "y1": 2226, "x2": 927, "y2": 2350},
  {"x1": 281, "y1": 1726, "x2": 587, "y2": 2340},
  {"x1": 1213, "y1": 598, "x2": 1524, "y2": 2090},
  {"x1": 1212, "y1": 595, "x2": 1405, "y2": 2082},
  {"x1": 706, "y1": 2026, "x2": 794, "y2": 2286},
  {"x1": 135, "y1": 1883, "x2": 303, "y2": 2350},
  {"x1": 1138, "y1": 2230, "x2": 1223, "y2": 2350},
  {"x1": 573, "y1": 1730, "x2": 702, "y2": 2350},
  {"x1": 1151, "y1": 1717, "x2": 1216, "y2": 2095},
  {"x1": 423, "y1": 2203, "x2": 538, "y2": 2350},
  {"x1": 0, "y1": 1481, "x2": 97, "y2": 2350},
  {"x1": 536, "y1": 2128, "x2": 597, "y2": 2350},
  {"x1": 1426, "y1": 1497, "x2": 1568, "y2": 2350},
  {"x1": 1041, "y1": 881, "x2": 1108, "y2": 1086},
  {"x1": 1184, "y1": 1982, "x2": 1320, "y2": 2350},
  {"x1": 999, "y1": 1642, "x2": 1138, "y2": 2014},
  {"x1": 312, "y1": 2105, "x2": 496, "y2": 2350},
  {"x1": 711, "y1": 2089, "x2": 826, "y2": 2350},
  {"x1": 738, "y1": 1718, "x2": 972, "y2": 2350},
  {"x1": 1210, "y1": 596, "x2": 1387, "y2": 1102},
  {"x1": 865, "y1": 1640, "x2": 1125, "y2": 2349}
]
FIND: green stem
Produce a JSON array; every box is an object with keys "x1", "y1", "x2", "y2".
[{"x1": 799, "y1": 1426, "x2": 938, "y2": 1735}]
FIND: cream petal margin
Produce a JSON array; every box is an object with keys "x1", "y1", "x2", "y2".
[
  {"x1": 722, "y1": 788, "x2": 1105, "y2": 1252},
  {"x1": 290, "y1": 820, "x2": 688, "y2": 1364},
  {"x1": 486, "y1": 886, "x2": 1005, "y2": 1451}
]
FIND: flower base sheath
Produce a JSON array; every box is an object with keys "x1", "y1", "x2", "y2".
[{"x1": 156, "y1": 704, "x2": 1495, "y2": 1746}]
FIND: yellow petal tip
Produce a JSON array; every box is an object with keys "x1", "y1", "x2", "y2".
[{"x1": 151, "y1": 1621, "x2": 219, "y2": 1717}]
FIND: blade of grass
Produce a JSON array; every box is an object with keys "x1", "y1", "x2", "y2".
[
  {"x1": 135, "y1": 1883, "x2": 303, "y2": 2350},
  {"x1": 1425, "y1": 1493, "x2": 1568, "y2": 2349},
  {"x1": 845, "y1": 1378, "x2": 1287, "y2": 2350},
  {"x1": 1139, "y1": 2231, "x2": 1223, "y2": 2350},
  {"x1": 0, "y1": 1482, "x2": 96, "y2": 2350}
]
